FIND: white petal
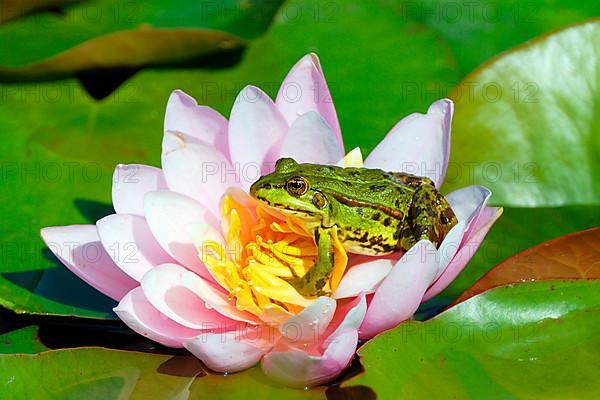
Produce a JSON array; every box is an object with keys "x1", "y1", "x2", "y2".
[
  {"x1": 112, "y1": 164, "x2": 167, "y2": 216},
  {"x1": 143, "y1": 191, "x2": 221, "y2": 281},
  {"x1": 359, "y1": 241, "x2": 439, "y2": 339},
  {"x1": 164, "y1": 89, "x2": 229, "y2": 159},
  {"x1": 436, "y1": 220, "x2": 467, "y2": 277},
  {"x1": 96, "y1": 214, "x2": 174, "y2": 282},
  {"x1": 161, "y1": 131, "x2": 238, "y2": 216},
  {"x1": 261, "y1": 296, "x2": 366, "y2": 388},
  {"x1": 446, "y1": 185, "x2": 492, "y2": 226},
  {"x1": 185, "y1": 327, "x2": 272, "y2": 372},
  {"x1": 114, "y1": 287, "x2": 202, "y2": 348},
  {"x1": 228, "y1": 86, "x2": 288, "y2": 188},
  {"x1": 141, "y1": 263, "x2": 259, "y2": 326},
  {"x1": 278, "y1": 111, "x2": 344, "y2": 164},
  {"x1": 364, "y1": 99, "x2": 453, "y2": 188},
  {"x1": 333, "y1": 259, "x2": 393, "y2": 299},
  {"x1": 40, "y1": 225, "x2": 137, "y2": 301},
  {"x1": 275, "y1": 53, "x2": 342, "y2": 148},
  {"x1": 280, "y1": 297, "x2": 336, "y2": 343}
]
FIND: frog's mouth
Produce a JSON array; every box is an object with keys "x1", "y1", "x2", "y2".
[
  {"x1": 248, "y1": 180, "x2": 280, "y2": 201},
  {"x1": 256, "y1": 199, "x2": 321, "y2": 222},
  {"x1": 249, "y1": 182, "x2": 319, "y2": 217}
]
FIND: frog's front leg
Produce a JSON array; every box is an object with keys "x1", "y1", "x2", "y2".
[
  {"x1": 399, "y1": 184, "x2": 457, "y2": 250},
  {"x1": 288, "y1": 226, "x2": 335, "y2": 297}
]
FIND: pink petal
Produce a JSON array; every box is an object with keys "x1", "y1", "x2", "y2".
[
  {"x1": 278, "y1": 111, "x2": 344, "y2": 164},
  {"x1": 261, "y1": 295, "x2": 366, "y2": 388},
  {"x1": 164, "y1": 89, "x2": 229, "y2": 160},
  {"x1": 364, "y1": 99, "x2": 453, "y2": 188},
  {"x1": 446, "y1": 185, "x2": 492, "y2": 229},
  {"x1": 326, "y1": 293, "x2": 367, "y2": 337},
  {"x1": 114, "y1": 287, "x2": 203, "y2": 348},
  {"x1": 161, "y1": 131, "x2": 239, "y2": 217},
  {"x1": 141, "y1": 263, "x2": 259, "y2": 327},
  {"x1": 185, "y1": 326, "x2": 274, "y2": 372},
  {"x1": 143, "y1": 191, "x2": 220, "y2": 281},
  {"x1": 111, "y1": 164, "x2": 167, "y2": 216},
  {"x1": 262, "y1": 331, "x2": 358, "y2": 388},
  {"x1": 279, "y1": 297, "x2": 336, "y2": 343},
  {"x1": 359, "y1": 241, "x2": 439, "y2": 339},
  {"x1": 436, "y1": 220, "x2": 467, "y2": 278},
  {"x1": 423, "y1": 207, "x2": 502, "y2": 301},
  {"x1": 228, "y1": 86, "x2": 288, "y2": 188},
  {"x1": 96, "y1": 214, "x2": 174, "y2": 282},
  {"x1": 275, "y1": 53, "x2": 343, "y2": 149},
  {"x1": 40, "y1": 225, "x2": 137, "y2": 301},
  {"x1": 333, "y1": 259, "x2": 393, "y2": 299}
]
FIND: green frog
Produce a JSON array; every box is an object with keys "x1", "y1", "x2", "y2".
[{"x1": 249, "y1": 158, "x2": 457, "y2": 297}]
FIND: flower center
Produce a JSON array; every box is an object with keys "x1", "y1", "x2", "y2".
[{"x1": 202, "y1": 193, "x2": 348, "y2": 318}]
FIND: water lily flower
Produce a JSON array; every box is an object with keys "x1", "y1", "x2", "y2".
[{"x1": 41, "y1": 54, "x2": 501, "y2": 387}]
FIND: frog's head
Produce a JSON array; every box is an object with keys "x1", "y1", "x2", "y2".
[{"x1": 249, "y1": 158, "x2": 331, "y2": 220}]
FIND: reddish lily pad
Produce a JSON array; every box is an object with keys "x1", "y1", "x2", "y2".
[
  {"x1": 0, "y1": 0, "x2": 282, "y2": 80},
  {"x1": 0, "y1": 28, "x2": 245, "y2": 81},
  {"x1": 0, "y1": 0, "x2": 80, "y2": 24},
  {"x1": 453, "y1": 228, "x2": 600, "y2": 304}
]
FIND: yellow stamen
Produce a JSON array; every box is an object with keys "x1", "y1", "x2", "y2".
[{"x1": 200, "y1": 193, "x2": 349, "y2": 318}]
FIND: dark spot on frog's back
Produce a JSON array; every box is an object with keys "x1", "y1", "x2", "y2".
[
  {"x1": 372, "y1": 213, "x2": 381, "y2": 221},
  {"x1": 369, "y1": 184, "x2": 387, "y2": 192},
  {"x1": 383, "y1": 217, "x2": 393, "y2": 227}
]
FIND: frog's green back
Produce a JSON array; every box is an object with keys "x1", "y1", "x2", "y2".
[{"x1": 290, "y1": 163, "x2": 417, "y2": 214}]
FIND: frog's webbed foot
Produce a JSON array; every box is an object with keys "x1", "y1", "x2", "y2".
[
  {"x1": 400, "y1": 184, "x2": 458, "y2": 250},
  {"x1": 286, "y1": 226, "x2": 335, "y2": 298}
]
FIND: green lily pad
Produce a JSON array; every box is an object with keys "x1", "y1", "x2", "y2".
[
  {"x1": 442, "y1": 20, "x2": 600, "y2": 207},
  {"x1": 0, "y1": 326, "x2": 48, "y2": 354},
  {"x1": 0, "y1": 348, "x2": 325, "y2": 398},
  {"x1": 398, "y1": 0, "x2": 600, "y2": 75},
  {"x1": 344, "y1": 280, "x2": 600, "y2": 399},
  {"x1": 0, "y1": 0, "x2": 456, "y2": 317}
]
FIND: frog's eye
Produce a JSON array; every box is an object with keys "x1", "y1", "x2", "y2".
[{"x1": 286, "y1": 176, "x2": 309, "y2": 196}]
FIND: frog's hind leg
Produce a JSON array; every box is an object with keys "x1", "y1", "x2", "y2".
[{"x1": 402, "y1": 184, "x2": 456, "y2": 250}]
